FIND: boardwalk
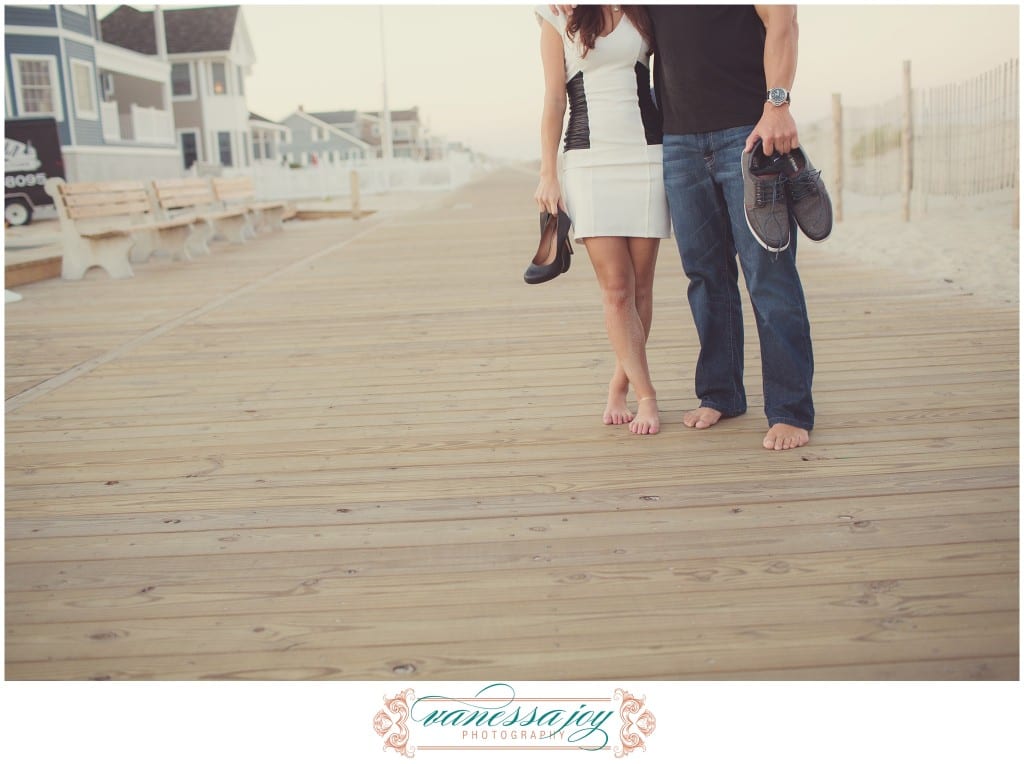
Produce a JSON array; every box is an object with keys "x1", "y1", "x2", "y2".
[{"x1": 5, "y1": 167, "x2": 1018, "y2": 680}]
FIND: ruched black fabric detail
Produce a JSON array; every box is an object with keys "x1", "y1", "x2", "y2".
[
  {"x1": 635, "y1": 62, "x2": 662, "y2": 145},
  {"x1": 564, "y1": 71, "x2": 590, "y2": 151}
]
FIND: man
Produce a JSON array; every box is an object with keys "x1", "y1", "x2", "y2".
[{"x1": 553, "y1": 5, "x2": 814, "y2": 450}]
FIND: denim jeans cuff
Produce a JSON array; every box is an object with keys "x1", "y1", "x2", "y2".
[
  {"x1": 701, "y1": 401, "x2": 746, "y2": 419},
  {"x1": 767, "y1": 416, "x2": 814, "y2": 432}
]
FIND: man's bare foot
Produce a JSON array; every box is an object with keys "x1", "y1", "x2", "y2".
[
  {"x1": 683, "y1": 407, "x2": 722, "y2": 430},
  {"x1": 630, "y1": 397, "x2": 660, "y2": 435},
  {"x1": 763, "y1": 424, "x2": 810, "y2": 450},
  {"x1": 603, "y1": 387, "x2": 634, "y2": 425}
]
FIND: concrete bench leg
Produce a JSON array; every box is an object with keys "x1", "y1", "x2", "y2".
[
  {"x1": 261, "y1": 207, "x2": 285, "y2": 232},
  {"x1": 129, "y1": 229, "x2": 157, "y2": 263},
  {"x1": 155, "y1": 225, "x2": 193, "y2": 262},
  {"x1": 186, "y1": 221, "x2": 213, "y2": 257},
  {"x1": 243, "y1": 211, "x2": 259, "y2": 238},
  {"x1": 214, "y1": 215, "x2": 249, "y2": 244},
  {"x1": 62, "y1": 234, "x2": 135, "y2": 280}
]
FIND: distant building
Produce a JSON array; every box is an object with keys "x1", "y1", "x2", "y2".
[
  {"x1": 4, "y1": 4, "x2": 180, "y2": 181},
  {"x1": 248, "y1": 112, "x2": 289, "y2": 165},
  {"x1": 357, "y1": 108, "x2": 426, "y2": 159},
  {"x1": 278, "y1": 108, "x2": 373, "y2": 167},
  {"x1": 100, "y1": 4, "x2": 255, "y2": 171},
  {"x1": 279, "y1": 106, "x2": 432, "y2": 163}
]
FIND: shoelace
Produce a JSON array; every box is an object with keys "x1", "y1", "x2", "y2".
[
  {"x1": 753, "y1": 174, "x2": 788, "y2": 208},
  {"x1": 787, "y1": 169, "x2": 822, "y2": 203}
]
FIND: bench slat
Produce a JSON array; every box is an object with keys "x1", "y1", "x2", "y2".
[
  {"x1": 64, "y1": 201, "x2": 153, "y2": 219},
  {"x1": 61, "y1": 180, "x2": 146, "y2": 193}
]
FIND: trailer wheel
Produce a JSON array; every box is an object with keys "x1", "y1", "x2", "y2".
[{"x1": 5, "y1": 199, "x2": 33, "y2": 227}]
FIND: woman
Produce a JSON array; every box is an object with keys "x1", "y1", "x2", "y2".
[{"x1": 533, "y1": 4, "x2": 670, "y2": 435}]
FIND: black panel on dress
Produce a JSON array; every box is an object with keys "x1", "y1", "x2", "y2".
[
  {"x1": 635, "y1": 62, "x2": 662, "y2": 145},
  {"x1": 564, "y1": 71, "x2": 591, "y2": 151}
]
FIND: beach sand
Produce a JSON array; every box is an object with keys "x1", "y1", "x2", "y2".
[{"x1": 803, "y1": 188, "x2": 1019, "y2": 307}]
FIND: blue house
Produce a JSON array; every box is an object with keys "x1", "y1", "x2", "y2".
[
  {"x1": 5, "y1": 4, "x2": 181, "y2": 181},
  {"x1": 278, "y1": 108, "x2": 373, "y2": 167}
]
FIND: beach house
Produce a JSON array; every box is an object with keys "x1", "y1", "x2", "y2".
[
  {"x1": 4, "y1": 4, "x2": 180, "y2": 181},
  {"x1": 278, "y1": 106, "x2": 433, "y2": 164},
  {"x1": 278, "y1": 108, "x2": 373, "y2": 167},
  {"x1": 100, "y1": 4, "x2": 255, "y2": 172}
]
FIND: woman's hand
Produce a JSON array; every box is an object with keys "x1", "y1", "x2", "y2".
[{"x1": 534, "y1": 174, "x2": 564, "y2": 216}]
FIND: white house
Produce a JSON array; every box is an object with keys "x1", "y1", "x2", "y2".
[{"x1": 100, "y1": 4, "x2": 255, "y2": 171}]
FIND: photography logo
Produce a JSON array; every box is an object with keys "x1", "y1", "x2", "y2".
[{"x1": 372, "y1": 682, "x2": 656, "y2": 757}]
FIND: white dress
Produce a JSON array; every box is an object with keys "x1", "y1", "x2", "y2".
[{"x1": 535, "y1": 6, "x2": 670, "y2": 243}]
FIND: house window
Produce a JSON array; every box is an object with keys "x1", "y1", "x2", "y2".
[
  {"x1": 180, "y1": 130, "x2": 199, "y2": 169},
  {"x1": 12, "y1": 56, "x2": 62, "y2": 120},
  {"x1": 211, "y1": 62, "x2": 227, "y2": 95},
  {"x1": 171, "y1": 63, "x2": 193, "y2": 98},
  {"x1": 217, "y1": 131, "x2": 233, "y2": 165},
  {"x1": 70, "y1": 59, "x2": 97, "y2": 120}
]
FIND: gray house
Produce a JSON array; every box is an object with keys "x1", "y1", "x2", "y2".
[
  {"x1": 4, "y1": 4, "x2": 180, "y2": 181},
  {"x1": 249, "y1": 111, "x2": 289, "y2": 165},
  {"x1": 279, "y1": 108, "x2": 373, "y2": 167}
]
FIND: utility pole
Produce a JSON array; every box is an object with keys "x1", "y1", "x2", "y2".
[{"x1": 378, "y1": 6, "x2": 394, "y2": 165}]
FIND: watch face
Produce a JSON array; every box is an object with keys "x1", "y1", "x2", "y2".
[{"x1": 768, "y1": 88, "x2": 789, "y2": 106}]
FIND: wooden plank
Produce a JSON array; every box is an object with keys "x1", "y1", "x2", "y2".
[
  {"x1": 4, "y1": 167, "x2": 1017, "y2": 680},
  {"x1": 68, "y1": 201, "x2": 152, "y2": 219},
  {"x1": 6, "y1": 612, "x2": 1017, "y2": 680}
]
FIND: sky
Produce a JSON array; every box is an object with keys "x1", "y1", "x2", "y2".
[{"x1": 100, "y1": 3, "x2": 1022, "y2": 160}]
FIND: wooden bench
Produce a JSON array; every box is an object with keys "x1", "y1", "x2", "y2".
[
  {"x1": 212, "y1": 176, "x2": 288, "y2": 234},
  {"x1": 149, "y1": 177, "x2": 250, "y2": 252},
  {"x1": 44, "y1": 178, "x2": 198, "y2": 280}
]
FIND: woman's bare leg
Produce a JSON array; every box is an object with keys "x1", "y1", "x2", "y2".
[
  {"x1": 585, "y1": 236, "x2": 660, "y2": 435},
  {"x1": 626, "y1": 237, "x2": 659, "y2": 434}
]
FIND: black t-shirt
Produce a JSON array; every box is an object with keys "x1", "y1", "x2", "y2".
[{"x1": 648, "y1": 4, "x2": 768, "y2": 135}]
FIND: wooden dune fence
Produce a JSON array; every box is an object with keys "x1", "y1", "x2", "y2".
[{"x1": 801, "y1": 58, "x2": 1019, "y2": 224}]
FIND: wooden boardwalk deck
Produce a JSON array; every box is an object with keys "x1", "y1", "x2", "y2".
[{"x1": 5, "y1": 167, "x2": 1018, "y2": 680}]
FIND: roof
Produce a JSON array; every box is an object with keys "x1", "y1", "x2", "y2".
[
  {"x1": 249, "y1": 112, "x2": 286, "y2": 127},
  {"x1": 309, "y1": 110, "x2": 358, "y2": 125},
  {"x1": 101, "y1": 5, "x2": 240, "y2": 55},
  {"x1": 364, "y1": 108, "x2": 420, "y2": 122},
  {"x1": 286, "y1": 110, "x2": 373, "y2": 150}
]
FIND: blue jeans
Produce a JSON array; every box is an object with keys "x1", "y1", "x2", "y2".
[{"x1": 663, "y1": 127, "x2": 814, "y2": 430}]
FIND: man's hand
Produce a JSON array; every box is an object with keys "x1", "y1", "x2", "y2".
[{"x1": 746, "y1": 104, "x2": 799, "y2": 155}]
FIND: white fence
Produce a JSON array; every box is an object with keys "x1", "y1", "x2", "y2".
[
  {"x1": 245, "y1": 155, "x2": 483, "y2": 202},
  {"x1": 799, "y1": 58, "x2": 1019, "y2": 222}
]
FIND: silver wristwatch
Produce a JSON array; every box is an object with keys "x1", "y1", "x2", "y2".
[{"x1": 766, "y1": 87, "x2": 791, "y2": 107}]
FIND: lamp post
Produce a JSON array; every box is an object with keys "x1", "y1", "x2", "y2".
[{"x1": 378, "y1": 6, "x2": 394, "y2": 176}]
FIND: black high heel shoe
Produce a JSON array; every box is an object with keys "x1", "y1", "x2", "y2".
[{"x1": 524, "y1": 210, "x2": 572, "y2": 284}]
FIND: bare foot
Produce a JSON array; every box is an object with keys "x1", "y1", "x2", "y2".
[
  {"x1": 630, "y1": 397, "x2": 660, "y2": 435},
  {"x1": 603, "y1": 387, "x2": 634, "y2": 425},
  {"x1": 683, "y1": 406, "x2": 722, "y2": 430},
  {"x1": 763, "y1": 424, "x2": 810, "y2": 450}
]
